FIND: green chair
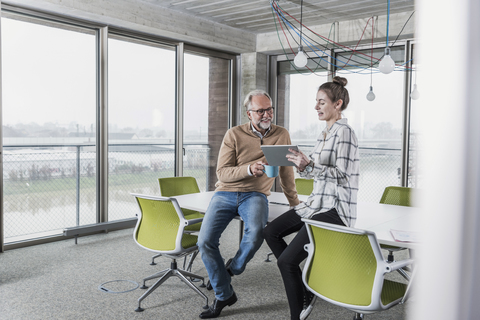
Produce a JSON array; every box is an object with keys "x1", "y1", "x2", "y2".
[
  {"x1": 151, "y1": 177, "x2": 203, "y2": 267},
  {"x1": 302, "y1": 219, "x2": 413, "y2": 319},
  {"x1": 265, "y1": 178, "x2": 314, "y2": 262},
  {"x1": 379, "y1": 186, "x2": 414, "y2": 279},
  {"x1": 132, "y1": 193, "x2": 208, "y2": 312},
  {"x1": 380, "y1": 186, "x2": 413, "y2": 207},
  {"x1": 158, "y1": 177, "x2": 203, "y2": 232},
  {"x1": 295, "y1": 178, "x2": 314, "y2": 196}
]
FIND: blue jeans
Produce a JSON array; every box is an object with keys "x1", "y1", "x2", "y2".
[{"x1": 197, "y1": 191, "x2": 268, "y2": 301}]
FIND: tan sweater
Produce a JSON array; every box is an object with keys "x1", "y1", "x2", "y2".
[{"x1": 215, "y1": 122, "x2": 300, "y2": 206}]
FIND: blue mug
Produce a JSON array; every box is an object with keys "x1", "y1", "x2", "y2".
[{"x1": 263, "y1": 165, "x2": 279, "y2": 178}]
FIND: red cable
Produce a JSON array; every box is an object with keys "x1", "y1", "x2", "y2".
[{"x1": 276, "y1": 5, "x2": 381, "y2": 62}]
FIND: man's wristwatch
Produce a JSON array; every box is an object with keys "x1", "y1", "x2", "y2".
[{"x1": 304, "y1": 160, "x2": 314, "y2": 173}]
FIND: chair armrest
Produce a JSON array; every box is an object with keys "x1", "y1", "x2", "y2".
[
  {"x1": 385, "y1": 259, "x2": 414, "y2": 273},
  {"x1": 184, "y1": 218, "x2": 203, "y2": 226}
]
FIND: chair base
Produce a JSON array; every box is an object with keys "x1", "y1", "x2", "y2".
[
  {"x1": 353, "y1": 313, "x2": 364, "y2": 320},
  {"x1": 136, "y1": 259, "x2": 209, "y2": 312},
  {"x1": 265, "y1": 252, "x2": 274, "y2": 262}
]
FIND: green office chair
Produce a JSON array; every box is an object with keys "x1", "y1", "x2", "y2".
[
  {"x1": 295, "y1": 178, "x2": 314, "y2": 196},
  {"x1": 151, "y1": 177, "x2": 203, "y2": 267},
  {"x1": 158, "y1": 177, "x2": 203, "y2": 232},
  {"x1": 265, "y1": 178, "x2": 314, "y2": 262},
  {"x1": 379, "y1": 186, "x2": 414, "y2": 280},
  {"x1": 380, "y1": 186, "x2": 413, "y2": 207},
  {"x1": 302, "y1": 219, "x2": 413, "y2": 319},
  {"x1": 132, "y1": 193, "x2": 208, "y2": 312}
]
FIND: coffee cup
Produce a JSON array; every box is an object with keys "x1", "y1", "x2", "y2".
[{"x1": 263, "y1": 165, "x2": 279, "y2": 178}]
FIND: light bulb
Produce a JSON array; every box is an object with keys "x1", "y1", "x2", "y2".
[
  {"x1": 410, "y1": 84, "x2": 420, "y2": 100},
  {"x1": 294, "y1": 49, "x2": 308, "y2": 68},
  {"x1": 366, "y1": 86, "x2": 376, "y2": 101},
  {"x1": 379, "y1": 47, "x2": 395, "y2": 74}
]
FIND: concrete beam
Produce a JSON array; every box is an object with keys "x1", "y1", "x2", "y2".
[
  {"x1": 256, "y1": 11, "x2": 416, "y2": 55},
  {"x1": 4, "y1": 0, "x2": 256, "y2": 54}
]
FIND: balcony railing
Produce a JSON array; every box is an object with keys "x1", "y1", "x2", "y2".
[
  {"x1": 3, "y1": 143, "x2": 415, "y2": 243},
  {"x1": 3, "y1": 143, "x2": 209, "y2": 243}
]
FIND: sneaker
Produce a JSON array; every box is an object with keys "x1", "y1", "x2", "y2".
[{"x1": 299, "y1": 291, "x2": 316, "y2": 320}]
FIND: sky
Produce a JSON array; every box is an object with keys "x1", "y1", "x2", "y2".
[
  {"x1": 2, "y1": 16, "x2": 418, "y2": 142},
  {"x1": 1, "y1": 17, "x2": 209, "y2": 137}
]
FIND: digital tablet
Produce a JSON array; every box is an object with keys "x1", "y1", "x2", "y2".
[{"x1": 261, "y1": 145, "x2": 299, "y2": 166}]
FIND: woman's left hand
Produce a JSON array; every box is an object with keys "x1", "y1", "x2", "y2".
[{"x1": 286, "y1": 148, "x2": 310, "y2": 171}]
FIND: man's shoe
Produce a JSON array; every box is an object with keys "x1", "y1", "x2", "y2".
[
  {"x1": 299, "y1": 291, "x2": 316, "y2": 320},
  {"x1": 199, "y1": 292, "x2": 237, "y2": 319},
  {"x1": 206, "y1": 259, "x2": 234, "y2": 291}
]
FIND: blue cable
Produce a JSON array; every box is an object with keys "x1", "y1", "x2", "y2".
[{"x1": 386, "y1": 0, "x2": 390, "y2": 47}]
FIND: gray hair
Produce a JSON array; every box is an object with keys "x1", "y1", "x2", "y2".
[{"x1": 243, "y1": 90, "x2": 272, "y2": 111}]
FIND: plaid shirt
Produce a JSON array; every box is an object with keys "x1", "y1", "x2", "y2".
[{"x1": 294, "y1": 118, "x2": 360, "y2": 227}]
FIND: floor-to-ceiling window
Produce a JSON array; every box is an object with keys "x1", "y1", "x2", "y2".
[
  {"x1": 339, "y1": 46, "x2": 406, "y2": 202},
  {"x1": 0, "y1": 9, "x2": 236, "y2": 249},
  {"x1": 1, "y1": 15, "x2": 97, "y2": 242},
  {"x1": 408, "y1": 43, "x2": 421, "y2": 188},
  {"x1": 184, "y1": 50, "x2": 231, "y2": 191},
  {"x1": 277, "y1": 44, "x2": 410, "y2": 203},
  {"x1": 107, "y1": 35, "x2": 176, "y2": 221}
]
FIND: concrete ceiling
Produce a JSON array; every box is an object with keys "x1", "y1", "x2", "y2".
[{"x1": 143, "y1": 0, "x2": 416, "y2": 34}]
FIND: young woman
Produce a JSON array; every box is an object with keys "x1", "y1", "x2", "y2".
[{"x1": 263, "y1": 76, "x2": 360, "y2": 320}]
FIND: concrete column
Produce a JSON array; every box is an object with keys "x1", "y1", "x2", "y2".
[
  {"x1": 207, "y1": 57, "x2": 230, "y2": 191},
  {"x1": 240, "y1": 52, "x2": 268, "y2": 124}
]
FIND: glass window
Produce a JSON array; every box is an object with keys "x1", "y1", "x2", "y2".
[
  {"x1": 2, "y1": 17, "x2": 97, "y2": 242},
  {"x1": 340, "y1": 47, "x2": 405, "y2": 202},
  {"x1": 107, "y1": 36, "x2": 176, "y2": 220},
  {"x1": 184, "y1": 53, "x2": 230, "y2": 191},
  {"x1": 277, "y1": 57, "x2": 330, "y2": 163},
  {"x1": 278, "y1": 46, "x2": 406, "y2": 202},
  {"x1": 408, "y1": 44, "x2": 421, "y2": 188}
]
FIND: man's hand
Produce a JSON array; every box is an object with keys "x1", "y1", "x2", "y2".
[
  {"x1": 286, "y1": 148, "x2": 310, "y2": 171},
  {"x1": 251, "y1": 161, "x2": 267, "y2": 177}
]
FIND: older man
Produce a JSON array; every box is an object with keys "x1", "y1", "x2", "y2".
[{"x1": 197, "y1": 89, "x2": 299, "y2": 318}]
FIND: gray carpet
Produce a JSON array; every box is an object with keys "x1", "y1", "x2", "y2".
[{"x1": 0, "y1": 220, "x2": 412, "y2": 319}]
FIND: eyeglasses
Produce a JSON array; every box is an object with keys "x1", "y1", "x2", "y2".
[{"x1": 248, "y1": 107, "x2": 274, "y2": 115}]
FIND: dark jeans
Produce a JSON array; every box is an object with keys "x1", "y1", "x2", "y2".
[{"x1": 263, "y1": 208, "x2": 345, "y2": 320}]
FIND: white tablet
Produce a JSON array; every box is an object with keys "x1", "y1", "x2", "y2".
[{"x1": 261, "y1": 145, "x2": 299, "y2": 166}]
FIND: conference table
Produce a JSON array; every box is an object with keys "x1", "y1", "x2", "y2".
[{"x1": 172, "y1": 191, "x2": 420, "y2": 249}]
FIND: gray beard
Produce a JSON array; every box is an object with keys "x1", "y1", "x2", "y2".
[{"x1": 257, "y1": 119, "x2": 271, "y2": 130}]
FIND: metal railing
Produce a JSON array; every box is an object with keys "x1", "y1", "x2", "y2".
[
  {"x1": 3, "y1": 143, "x2": 209, "y2": 243},
  {"x1": 3, "y1": 142, "x2": 414, "y2": 242}
]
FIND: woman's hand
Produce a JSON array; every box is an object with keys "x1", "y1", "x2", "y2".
[{"x1": 286, "y1": 148, "x2": 310, "y2": 171}]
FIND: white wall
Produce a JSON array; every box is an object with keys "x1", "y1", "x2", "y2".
[{"x1": 412, "y1": 0, "x2": 480, "y2": 319}]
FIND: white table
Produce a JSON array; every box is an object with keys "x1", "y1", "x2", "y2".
[{"x1": 172, "y1": 191, "x2": 420, "y2": 249}]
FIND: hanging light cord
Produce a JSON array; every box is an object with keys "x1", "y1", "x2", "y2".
[
  {"x1": 386, "y1": 0, "x2": 390, "y2": 47},
  {"x1": 370, "y1": 16, "x2": 374, "y2": 85},
  {"x1": 299, "y1": 0, "x2": 304, "y2": 48}
]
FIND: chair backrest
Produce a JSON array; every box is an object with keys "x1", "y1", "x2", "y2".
[
  {"x1": 295, "y1": 178, "x2": 314, "y2": 196},
  {"x1": 302, "y1": 219, "x2": 390, "y2": 313},
  {"x1": 158, "y1": 176, "x2": 200, "y2": 197},
  {"x1": 132, "y1": 193, "x2": 197, "y2": 255},
  {"x1": 379, "y1": 186, "x2": 413, "y2": 207}
]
